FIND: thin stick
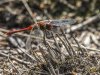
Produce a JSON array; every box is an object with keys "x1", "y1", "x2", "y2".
[
  {"x1": 0, "y1": 52, "x2": 30, "y2": 65},
  {"x1": 21, "y1": 0, "x2": 37, "y2": 23},
  {"x1": 66, "y1": 14, "x2": 100, "y2": 33}
]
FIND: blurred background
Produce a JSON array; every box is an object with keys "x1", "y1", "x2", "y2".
[{"x1": 0, "y1": 0, "x2": 100, "y2": 28}]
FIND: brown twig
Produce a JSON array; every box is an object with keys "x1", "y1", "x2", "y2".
[
  {"x1": 0, "y1": 52, "x2": 30, "y2": 65},
  {"x1": 66, "y1": 14, "x2": 100, "y2": 33}
]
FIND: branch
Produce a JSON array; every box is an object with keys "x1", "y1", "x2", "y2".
[
  {"x1": 0, "y1": 52, "x2": 30, "y2": 65},
  {"x1": 67, "y1": 14, "x2": 100, "y2": 33}
]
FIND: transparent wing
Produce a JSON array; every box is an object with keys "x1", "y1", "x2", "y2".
[{"x1": 44, "y1": 19, "x2": 76, "y2": 26}]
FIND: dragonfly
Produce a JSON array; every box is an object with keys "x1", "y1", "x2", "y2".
[{"x1": 6, "y1": 19, "x2": 76, "y2": 35}]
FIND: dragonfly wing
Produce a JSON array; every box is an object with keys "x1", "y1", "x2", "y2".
[{"x1": 45, "y1": 19, "x2": 76, "y2": 26}]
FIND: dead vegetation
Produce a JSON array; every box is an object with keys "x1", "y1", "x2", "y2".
[{"x1": 0, "y1": 0, "x2": 100, "y2": 75}]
